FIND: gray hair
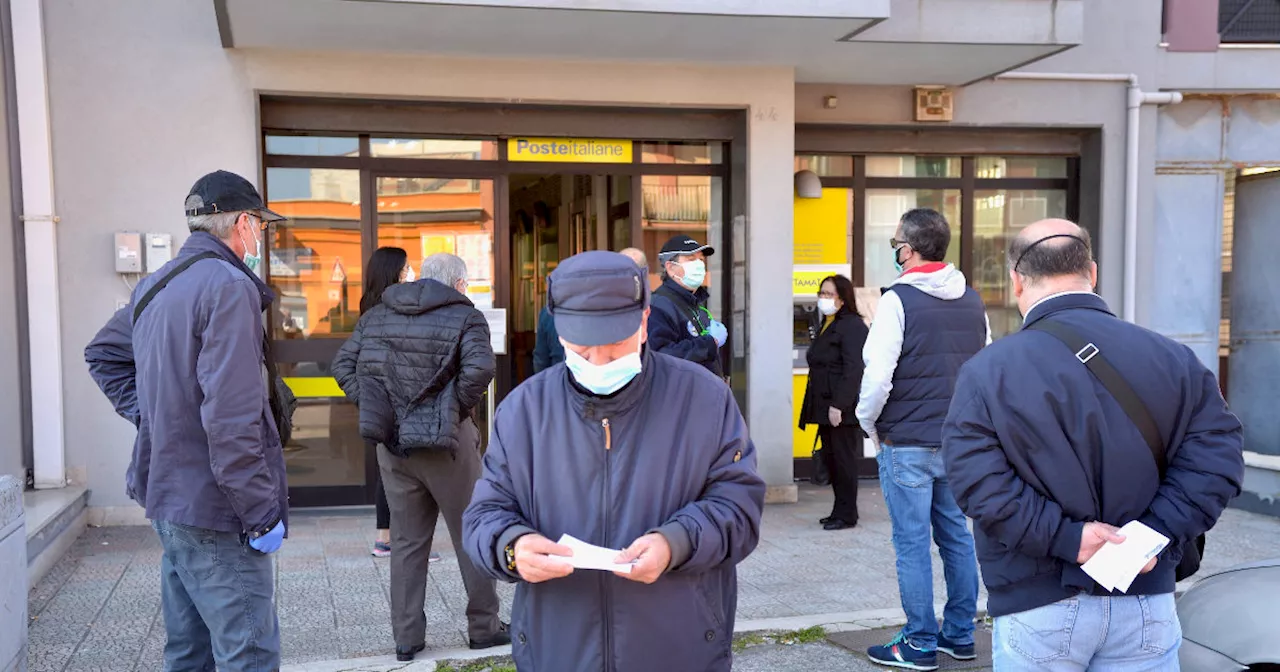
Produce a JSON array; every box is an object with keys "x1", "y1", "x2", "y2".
[
  {"x1": 187, "y1": 211, "x2": 241, "y2": 238},
  {"x1": 619, "y1": 247, "x2": 648, "y2": 271},
  {"x1": 899, "y1": 208, "x2": 951, "y2": 262},
  {"x1": 421, "y1": 253, "x2": 468, "y2": 288}
]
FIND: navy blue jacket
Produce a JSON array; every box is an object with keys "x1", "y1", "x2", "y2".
[
  {"x1": 463, "y1": 349, "x2": 765, "y2": 672},
  {"x1": 877, "y1": 284, "x2": 986, "y2": 447},
  {"x1": 85, "y1": 232, "x2": 287, "y2": 535},
  {"x1": 648, "y1": 277, "x2": 722, "y2": 377},
  {"x1": 531, "y1": 305, "x2": 564, "y2": 374},
  {"x1": 942, "y1": 293, "x2": 1244, "y2": 617}
]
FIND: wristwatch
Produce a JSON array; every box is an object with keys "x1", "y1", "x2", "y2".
[
  {"x1": 248, "y1": 515, "x2": 281, "y2": 541},
  {"x1": 505, "y1": 542, "x2": 518, "y2": 572}
]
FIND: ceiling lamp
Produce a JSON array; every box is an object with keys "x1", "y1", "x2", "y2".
[{"x1": 795, "y1": 169, "x2": 822, "y2": 199}]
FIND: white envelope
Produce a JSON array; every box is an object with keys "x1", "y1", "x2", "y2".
[{"x1": 1081, "y1": 521, "x2": 1170, "y2": 593}]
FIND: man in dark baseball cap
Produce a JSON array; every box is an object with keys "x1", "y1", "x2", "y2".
[
  {"x1": 464, "y1": 250, "x2": 765, "y2": 672},
  {"x1": 650, "y1": 233, "x2": 726, "y2": 377}
]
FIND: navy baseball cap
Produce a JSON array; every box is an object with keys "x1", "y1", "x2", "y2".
[
  {"x1": 659, "y1": 234, "x2": 715, "y2": 258},
  {"x1": 184, "y1": 170, "x2": 285, "y2": 222},
  {"x1": 548, "y1": 251, "x2": 650, "y2": 347}
]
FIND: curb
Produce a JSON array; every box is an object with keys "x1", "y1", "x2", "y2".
[{"x1": 279, "y1": 599, "x2": 990, "y2": 672}]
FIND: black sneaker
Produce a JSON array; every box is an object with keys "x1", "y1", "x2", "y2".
[
  {"x1": 470, "y1": 622, "x2": 512, "y2": 650},
  {"x1": 395, "y1": 643, "x2": 425, "y2": 662},
  {"x1": 936, "y1": 633, "x2": 977, "y2": 661}
]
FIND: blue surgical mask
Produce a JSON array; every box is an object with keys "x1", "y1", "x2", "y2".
[
  {"x1": 892, "y1": 246, "x2": 905, "y2": 274},
  {"x1": 678, "y1": 260, "x2": 706, "y2": 290},
  {"x1": 565, "y1": 338, "x2": 643, "y2": 395}
]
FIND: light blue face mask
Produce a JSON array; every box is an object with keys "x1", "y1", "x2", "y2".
[
  {"x1": 565, "y1": 338, "x2": 643, "y2": 395},
  {"x1": 239, "y1": 227, "x2": 263, "y2": 273},
  {"x1": 892, "y1": 245, "x2": 905, "y2": 274},
  {"x1": 678, "y1": 259, "x2": 706, "y2": 290}
]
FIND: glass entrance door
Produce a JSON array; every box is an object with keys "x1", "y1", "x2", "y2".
[{"x1": 375, "y1": 174, "x2": 498, "y2": 445}]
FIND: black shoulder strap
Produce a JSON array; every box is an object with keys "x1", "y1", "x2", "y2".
[
  {"x1": 1026, "y1": 319, "x2": 1167, "y2": 475},
  {"x1": 654, "y1": 284, "x2": 705, "y2": 331},
  {"x1": 131, "y1": 252, "x2": 221, "y2": 324}
]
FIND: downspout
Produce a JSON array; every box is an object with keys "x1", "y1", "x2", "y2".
[
  {"x1": 994, "y1": 72, "x2": 1183, "y2": 324},
  {"x1": 11, "y1": 0, "x2": 64, "y2": 488}
]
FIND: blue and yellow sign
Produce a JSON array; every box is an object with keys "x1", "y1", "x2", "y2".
[{"x1": 508, "y1": 137, "x2": 632, "y2": 164}]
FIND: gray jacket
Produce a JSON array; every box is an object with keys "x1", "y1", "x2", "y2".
[
  {"x1": 463, "y1": 350, "x2": 766, "y2": 672},
  {"x1": 85, "y1": 232, "x2": 286, "y2": 534}
]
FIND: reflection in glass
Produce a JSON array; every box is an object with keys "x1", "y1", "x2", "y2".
[
  {"x1": 641, "y1": 175, "x2": 723, "y2": 313},
  {"x1": 265, "y1": 167, "x2": 362, "y2": 340},
  {"x1": 641, "y1": 142, "x2": 722, "y2": 165},
  {"x1": 376, "y1": 176, "x2": 495, "y2": 312},
  {"x1": 866, "y1": 156, "x2": 962, "y2": 178},
  {"x1": 794, "y1": 155, "x2": 854, "y2": 177},
  {"x1": 864, "y1": 189, "x2": 962, "y2": 289},
  {"x1": 975, "y1": 156, "x2": 1068, "y2": 179},
  {"x1": 280, "y1": 365, "x2": 364, "y2": 487},
  {"x1": 369, "y1": 138, "x2": 497, "y2": 160},
  {"x1": 973, "y1": 189, "x2": 1067, "y2": 338},
  {"x1": 265, "y1": 135, "x2": 359, "y2": 157}
]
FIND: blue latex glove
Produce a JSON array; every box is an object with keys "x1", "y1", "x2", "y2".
[
  {"x1": 249, "y1": 521, "x2": 286, "y2": 554},
  {"x1": 707, "y1": 320, "x2": 728, "y2": 347}
]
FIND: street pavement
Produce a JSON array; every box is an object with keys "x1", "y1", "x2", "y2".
[{"x1": 27, "y1": 482, "x2": 1280, "y2": 671}]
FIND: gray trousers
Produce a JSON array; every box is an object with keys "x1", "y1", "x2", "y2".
[{"x1": 378, "y1": 419, "x2": 501, "y2": 647}]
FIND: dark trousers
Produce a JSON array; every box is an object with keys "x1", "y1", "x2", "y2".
[
  {"x1": 378, "y1": 418, "x2": 501, "y2": 647},
  {"x1": 819, "y1": 424, "x2": 861, "y2": 524},
  {"x1": 153, "y1": 520, "x2": 279, "y2": 672},
  {"x1": 371, "y1": 445, "x2": 391, "y2": 530}
]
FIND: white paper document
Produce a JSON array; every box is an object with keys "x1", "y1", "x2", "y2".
[
  {"x1": 1081, "y1": 521, "x2": 1171, "y2": 593},
  {"x1": 551, "y1": 534, "x2": 636, "y2": 574}
]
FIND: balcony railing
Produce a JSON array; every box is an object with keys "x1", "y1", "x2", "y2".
[{"x1": 642, "y1": 185, "x2": 710, "y2": 223}]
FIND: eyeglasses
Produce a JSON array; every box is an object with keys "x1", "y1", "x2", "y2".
[
  {"x1": 817, "y1": 291, "x2": 836, "y2": 299},
  {"x1": 889, "y1": 238, "x2": 909, "y2": 249}
]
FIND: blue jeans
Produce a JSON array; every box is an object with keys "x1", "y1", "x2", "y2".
[
  {"x1": 153, "y1": 520, "x2": 280, "y2": 672},
  {"x1": 993, "y1": 594, "x2": 1181, "y2": 671},
  {"x1": 877, "y1": 444, "x2": 980, "y2": 649}
]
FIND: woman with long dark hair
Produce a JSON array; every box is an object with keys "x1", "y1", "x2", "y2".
[
  {"x1": 799, "y1": 274, "x2": 869, "y2": 530},
  {"x1": 358, "y1": 247, "x2": 423, "y2": 558}
]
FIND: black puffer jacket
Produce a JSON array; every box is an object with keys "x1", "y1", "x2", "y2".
[{"x1": 332, "y1": 279, "x2": 495, "y2": 456}]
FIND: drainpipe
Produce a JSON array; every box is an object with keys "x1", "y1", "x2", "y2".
[
  {"x1": 11, "y1": 0, "x2": 65, "y2": 488},
  {"x1": 993, "y1": 72, "x2": 1183, "y2": 324}
]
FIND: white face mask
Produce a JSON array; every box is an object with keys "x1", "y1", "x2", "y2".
[
  {"x1": 817, "y1": 298, "x2": 838, "y2": 316},
  {"x1": 564, "y1": 333, "x2": 643, "y2": 396},
  {"x1": 678, "y1": 259, "x2": 706, "y2": 290},
  {"x1": 403, "y1": 265, "x2": 416, "y2": 283}
]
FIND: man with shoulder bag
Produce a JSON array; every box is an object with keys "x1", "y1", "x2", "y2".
[{"x1": 942, "y1": 218, "x2": 1244, "y2": 670}]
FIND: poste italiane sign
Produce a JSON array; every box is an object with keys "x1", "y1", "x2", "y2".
[{"x1": 508, "y1": 138, "x2": 632, "y2": 164}]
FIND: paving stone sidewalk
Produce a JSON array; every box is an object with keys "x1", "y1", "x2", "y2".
[{"x1": 28, "y1": 483, "x2": 1280, "y2": 671}]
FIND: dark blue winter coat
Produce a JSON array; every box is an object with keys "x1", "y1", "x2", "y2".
[
  {"x1": 463, "y1": 349, "x2": 765, "y2": 672},
  {"x1": 531, "y1": 305, "x2": 564, "y2": 373},
  {"x1": 942, "y1": 293, "x2": 1244, "y2": 618},
  {"x1": 648, "y1": 277, "x2": 722, "y2": 377},
  {"x1": 85, "y1": 232, "x2": 287, "y2": 535}
]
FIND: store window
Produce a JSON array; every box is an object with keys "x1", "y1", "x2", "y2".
[
  {"x1": 369, "y1": 138, "x2": 497, "y2": 160},
  {"x1": 640, "y1": 174, "x2": 723, "y2": 311},
  {"x1": 794, "y1": 153, "x2": 1076, "y2": 340}
]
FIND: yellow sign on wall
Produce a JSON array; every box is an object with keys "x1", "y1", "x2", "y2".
[
  {"x1": 792, "y1": 271, "x2": 832, "y2": 295},
  {"x1": 793, "y1": 188, "x2": 850, "y2": 265},
  {"x1": 508, "y1": 138, "x2": 632, "y2": 164}
]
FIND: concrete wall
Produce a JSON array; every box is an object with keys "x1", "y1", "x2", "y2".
[
  {"x1": 45, "y1": 0, "x2": 799, "y2": 509},
  {"x1": 0, "y1": 9, "x2": 25, "y2": 485}
]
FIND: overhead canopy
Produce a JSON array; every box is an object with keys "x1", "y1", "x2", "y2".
[{"x1": 216, "y1": 0, "x2": 1081, "y2": 86}]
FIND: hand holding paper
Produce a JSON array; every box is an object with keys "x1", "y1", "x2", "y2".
[
  {"x1": 513, "y1": 534, "x2": 576, "y2": 584},
  {"x1": 614, "y1": 533, "x2": 672, "y2": 584},
  {"x1": 551, "y1": 534, "x2": 636, "y2": 574},
  {"x1": 1081, "y1": 521, "x2": 1170, "y2": 593}
]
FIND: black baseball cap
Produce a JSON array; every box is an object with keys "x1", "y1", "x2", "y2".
[
  {"x1": 184, "y1": 170, "x2": 285, "y2": 222},
  {"x1": 548, "y1": 251, "x2": 650, "y2": 347},
  {"x1": 659, "y1": 234, "x2": 715, "y2": 258}
]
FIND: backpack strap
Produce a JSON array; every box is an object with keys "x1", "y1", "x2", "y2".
[
  {"x1": 1025, "y1": 319, "x2": 1166, "y2": 475},
  {"x1": 131, "y1": 252, "x2": 221, "y2": 324},
  {"x1": 655, "y1": 284, "x2": 710, "y2": 335}
]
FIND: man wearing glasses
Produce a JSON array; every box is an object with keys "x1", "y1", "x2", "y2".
[
  {"x1": 856, "y1": 207, "x2": 990, "y2": 671},
  {"x1": 86, "y1": 170, "x2": 291, "y2": 671}
]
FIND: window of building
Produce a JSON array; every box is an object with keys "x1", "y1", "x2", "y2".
[{"x1": 796, "y1": 154, "x2": 1076, "y2": 339}]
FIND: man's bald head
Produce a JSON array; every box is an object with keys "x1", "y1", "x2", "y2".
[
  {"x1": 1007, "y1": 219, "x2": 1093, "y2": 283},
  {"x1": 618, "y1": 247, "x2": 648, "y2": 271}
]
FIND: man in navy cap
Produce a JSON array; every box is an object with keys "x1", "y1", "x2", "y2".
[
  {"x1": 86, "y1": 170, "x2": 290, "y2": 671},
  {"x1": 649, "y1": 234, "x2": 727, "y2": 377},
  {"x1": 463, "y1": 250, "x2": 765, "y2": 672}
]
